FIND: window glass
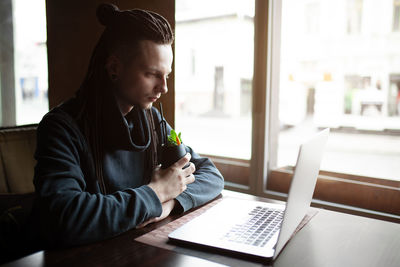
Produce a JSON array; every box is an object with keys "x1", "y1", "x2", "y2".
[
  {"x1": 175, "y1": 0, "x2": 255, "y2": 159},
  {"x1": 278, "y1": 0, "x2": 400, "y2": 180},
  {"x1": 0, "y1": 0, "x2": 48, "y2": 126}
]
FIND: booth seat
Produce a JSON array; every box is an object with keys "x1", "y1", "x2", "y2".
[{"x1": 0, "y1": 125, "x2": 37, "y2": 263}]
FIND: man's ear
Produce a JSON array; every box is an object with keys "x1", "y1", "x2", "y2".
[{"x1": 105, "y1": 54, "x2": 122, "y2": 81}]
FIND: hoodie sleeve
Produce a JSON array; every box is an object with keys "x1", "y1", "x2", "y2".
[
  {"x1": 33, "y1": 112, "x2": 162, "y2": 247},
  {"x1": 176, "y1": 143, "x2": 225, "y2": 212},
  {"x1": 152, "y1": 108, "x2": 224, "y2": 212}
]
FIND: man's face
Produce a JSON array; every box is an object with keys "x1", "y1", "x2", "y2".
[{"x1": 112, "y1": 40, "x2": 173, "y2": 110}]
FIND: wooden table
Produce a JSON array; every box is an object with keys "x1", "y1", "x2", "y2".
[{"x1": 3, "y1": 190, "x2": 400, "y2": 267}]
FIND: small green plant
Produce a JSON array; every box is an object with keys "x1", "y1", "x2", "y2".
[{"x1": 167, "y1": 129, "x2": 182, "y2": 146}]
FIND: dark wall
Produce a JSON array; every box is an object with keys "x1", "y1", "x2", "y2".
[{"x1": 45, "y1": 0, "x2": 176, "y2": 126}]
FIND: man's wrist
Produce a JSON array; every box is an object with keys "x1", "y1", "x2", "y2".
[{"x1": 148, "y1": 183, "x2": 165, "y2": 203}]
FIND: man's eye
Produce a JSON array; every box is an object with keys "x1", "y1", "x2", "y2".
[
  {"x1": 145, "y1": 72, "x2": 154, "y2": 77},
  {"x1": 146, "y1": 72, "x2": 168, "y2": 80}
]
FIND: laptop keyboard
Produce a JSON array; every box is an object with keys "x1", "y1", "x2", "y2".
[{"x1": 221, "y1": 206, "x2": 284, "y2": 247}]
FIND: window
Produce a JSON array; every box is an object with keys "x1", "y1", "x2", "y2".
[
  {"x1": 347, "y1": 0, "x2": 363, "y2": 34},
  {"x1": 305, "y1": 2, "x2": 319, "y2": 34},
  {"x1": 271, "y1": 0, "x2": 399, "y2": 221},
  {"x1": 175, "y1": 0, "x2": 255, "y2": 163},
  {"x1": 174, "y1": 0, "x2": 400, "y2": 221},
  {"x1": 277, "y1": 0, "x2": 400, "y2": 181},
  {"x1": 394, "y1": 0, "x2": 400, "y2": 31},
  {"x1": 190, "y1": 49, "x2": 196, "y2": 76},
  {"x1": 0, "y1": 0, "x2": 48, "y2": 127},
  {"x1": 240, "y1": 79, "x2": 252, "y2": 116},
  {"x1": 389, "y1": 74, "x2": 400, "y2": 116}
]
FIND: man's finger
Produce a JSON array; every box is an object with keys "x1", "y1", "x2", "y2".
[
  {"x1": 186, "y1": 174, "x2": 195, "y2": 185},
  {"x1": 174, "y1": 153, "x2": 191, "y2": 168},
  {"x1": 183, "y1": 162, "x2": 195, "y2": 177}
]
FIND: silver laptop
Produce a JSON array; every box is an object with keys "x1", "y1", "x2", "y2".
[{"x1": 168, "y1": 128, "x2": 329, "y2": 261}]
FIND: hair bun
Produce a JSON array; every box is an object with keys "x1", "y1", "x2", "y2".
[{"x1": 96, "y1": 3, "x2": 119, "y2": 26}]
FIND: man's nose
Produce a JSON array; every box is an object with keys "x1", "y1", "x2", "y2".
[{"x1": 158, "y1": 76, "x2": 168, "y2": 94}]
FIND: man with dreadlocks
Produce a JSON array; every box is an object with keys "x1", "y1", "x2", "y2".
[{"x1": 30, "y1": 3, "x2": 224, "y2": 247}]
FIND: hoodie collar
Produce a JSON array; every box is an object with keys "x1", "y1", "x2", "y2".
[{"x1": 102, "y1": 93, "x2": 151, "y2": 152}]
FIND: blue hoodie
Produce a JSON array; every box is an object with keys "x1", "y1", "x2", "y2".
[{"x1": 31, "y1": 95, "x2": 224, "y2": 247}]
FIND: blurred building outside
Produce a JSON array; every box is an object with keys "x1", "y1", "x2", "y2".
[{"x1": 175, "y1": 0, "x2": 400, "y2": 181}]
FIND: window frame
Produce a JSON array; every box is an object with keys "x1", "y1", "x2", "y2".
[
  {"x1": 176, "y1": 0, "x2": 400, "y2": 222},
  {"x1": 0, "y1": 0, "x2": 17, "y2": 126}
]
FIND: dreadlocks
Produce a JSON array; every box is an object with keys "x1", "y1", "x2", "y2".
[{"x1": 75, "y1": 3, "x2": 174, "y2": 194}]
